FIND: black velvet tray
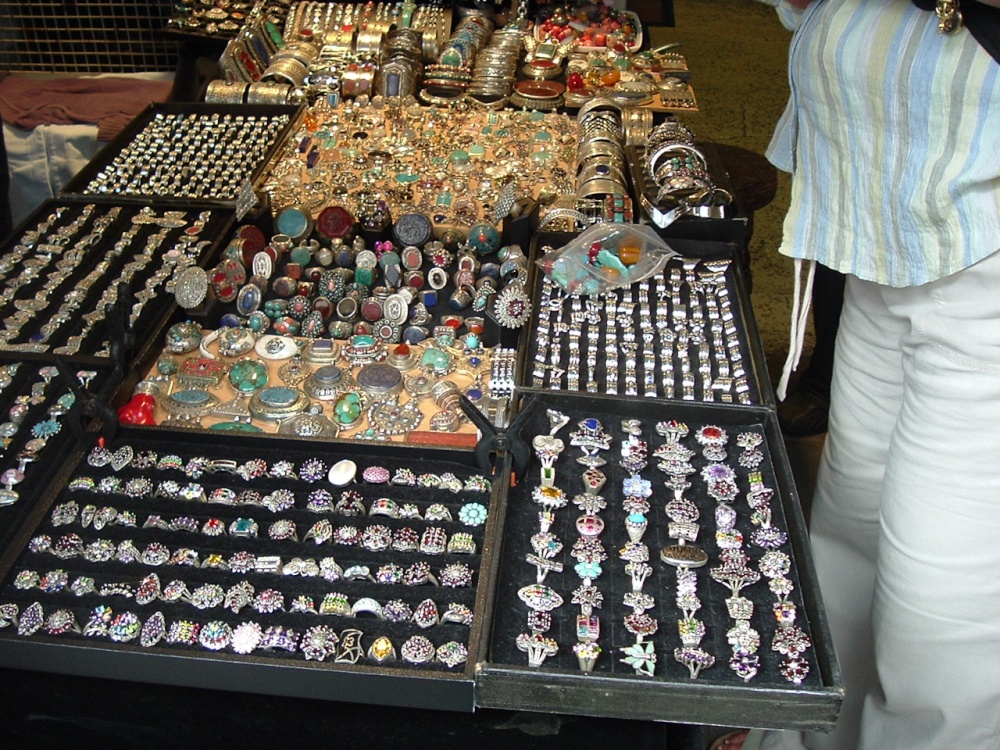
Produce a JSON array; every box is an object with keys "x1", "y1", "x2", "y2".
[
  {"x1": 0, "y1": 198, "x2": 233, "y2": 362},
  {"x1": 0, "y1": 363, "x2": 111, "y2": 560},
  {"x1": 518, "y1": 235, "x2": 766, "y2": 407},
  {"x1": 475, "y1": 391, "x2": 841, "y2": 730},
  {"x1": 61, "y1": 104, "x2": 301, "y2": 206},
  {"x1": 196, "y1": 219, "x2": 523, "y2": 351},
  {"x1": 0, "y1": 426, "x2": 505, "y2": 712}
]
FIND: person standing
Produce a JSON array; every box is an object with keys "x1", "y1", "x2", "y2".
[{"x1": 745, "y1": 0, "x2": 1000, "y2": 748}]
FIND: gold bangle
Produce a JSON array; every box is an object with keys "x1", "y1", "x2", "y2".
[
  {"x1": 247, "y1": 81, "x2": 294, "y2": 105},
  {"x1": 342, "y1": 67, "x2": 376, "y2": 98},
  {"x1": 466, "y1": 93, "x2": 509, "y2": 110},
  {"x1": 520, "y1": 61, "x2": 563, "y2": 80},
  {"x1": 322, "y1": 29, "x2": 355, "y2": 53},
  {"x1": 509, "y1": 91, "x2": 562, "y2": 111},
  {"x1": 262, "y1": 55, "x2": 308, "y2": 86},
  {"x1": 205, "y1": 79, "x2": 249, "y2": 104},
  {"x1": 576, "y1": 178, "x2": 626, "y2": 200},
  {"x1": 418, "y1": 88, "x2": 466, "y2": 107}
]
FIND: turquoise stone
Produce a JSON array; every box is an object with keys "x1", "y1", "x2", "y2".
[
  {"x1": 210, "y1": 421, "x2": 263, "y2": 433},
  {"x1": 173, "y1": 390, "x2": 211, "y2": 405},
  {"x1": 231, "y1": 518, "x2": 255, "y2": 534},
  {"x1": 290, "y1": 246, "x2": 312, "y2": 265},
  {"x1": 464, "y1": 333, "x2": 480, "y2": 349},
  {"x1": 534, "y1": 130, "x2": 551, "y2": 141},
  {"x1": 597, "y1": 249, "x2": 628, "y2": 274},
  {"x1": 228, "y1": 360, "x2": 268, "y2": 393},
  {"x1": 420, "y1": 348, "x2": 451, "y2": 372},
  {"x1": 440, "y1": 48, "x2": 463, "y2": 67},
  {"x1": 528, "y1": 111, "x2": 545, "y2": 122},
  {"x1": 352, "y1": 334, "x2": 376, "y2": 348},
  {"x1": 247, "y1": 311, "x2": 269, "y2": 332},
  {"x1": 259, "y1": 387, "x2": 297, "y2": 407},
  {"x1": 277, "y1": 208, "x2": 309, "y2": 238},
  {"x1": 156, "y1": 357, "x2": 178, "y2": 376},
  {"x1": 333, "y1": 392, "x2": 362, "y2": 424}
]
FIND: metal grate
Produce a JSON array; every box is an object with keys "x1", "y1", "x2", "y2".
[{"x1": 0, "y1": 1, "x2": 182, "y2": 74}]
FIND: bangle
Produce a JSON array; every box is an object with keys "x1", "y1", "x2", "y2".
[
  {"x1": 513, "y1": 79, "x2": 565, "y2": 99},
  {"x1": 576, "y1": 178, "x2": 625, "y2": 200},
  {"x1": 205, "y1": 80, "x2": 248, "y2": 104},
  {"x1": 419, "y1": 88, "x2": 465, "y2": 107}
]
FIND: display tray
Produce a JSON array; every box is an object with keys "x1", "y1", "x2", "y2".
[
  {"x1": 627, "y1": 141, "x2": 751, "y2": 247},
  {"x1": 61, "y1": 103, "x2": 301, "y2": 205},
  {"x1": 261, "y1": 101, "x2": 575, "y2": 234},
  {"x1": 103, "y1": 206, "x2": 531, "y2": 448},
  {"x1": 0, "y1": 427, "x2": 505, "y2": 712},
  {"x1": 0, "y1": 363, "x2": 112, "y2": 557},
  {"x1": 0, "y1": 198, "x2": 234, "y2": 361},
  {"x1": 534, "y1": 10, "x2": 644, "y2": 54},
  {"x1": 518, "y1": 234, "x2": 767, "y2": 407},
  {"x1": 475, "y1": 391, "x2": 841, "y2": 730}
]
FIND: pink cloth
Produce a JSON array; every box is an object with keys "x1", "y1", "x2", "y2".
[{"x1": 0, "y1": 75, "x2": 174, "y2": 141}]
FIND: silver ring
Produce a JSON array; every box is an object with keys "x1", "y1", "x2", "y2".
[
  {"x1": 351, "y1": 597, "x2": 384, "y2": 619},
  {"x1": 343, "y1": 565, "x2": 376, "y2": 583}
]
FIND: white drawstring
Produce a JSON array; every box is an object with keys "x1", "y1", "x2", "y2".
[{"x1": 776, "y1": 258, "x2": 816, "y2": 401}]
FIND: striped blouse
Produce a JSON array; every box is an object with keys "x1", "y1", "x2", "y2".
[{"x1": 766, "y1": 0, "x2": 1000, "y2": 286}]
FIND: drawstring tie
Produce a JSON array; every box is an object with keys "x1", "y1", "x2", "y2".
[{"x1": 776, "y1": 258, "x2": 816, "y2": 401}]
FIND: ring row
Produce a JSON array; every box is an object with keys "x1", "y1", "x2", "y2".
[
  {"x1": 0, "y1": 602, "x2": 467, "y2": 667},
  {"x1": 86, "y1": 445, "x2": 492, "y2": 493},
  {"x1": 13, "y1": 568, "x2": 474, "y2": 627},
  {"x1": 63, "y1": 480, "x2": 490, "y2": 526},
  {"x1": 26, "y1": 535, "x2": 476, "y2": 587}
]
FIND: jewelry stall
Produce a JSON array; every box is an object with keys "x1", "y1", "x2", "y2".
[{"x1": 0, "y1": 0, "x2": 841, "y2": 735}]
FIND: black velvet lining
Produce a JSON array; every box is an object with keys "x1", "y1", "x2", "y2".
[
  {"x1": 63, "y1": 104, "x2": 297, "y2": 202},
  {"x1": 0, "y1": 432, "x2": 495, "y2": 674},
  {"x1": 489, "y1": 396, "x2": 819, "y2": 687},
  {"x1": 0, "y1": 201, "x2": 230, "y2": 355},
  {"x1": 522, "y1": 252, "x2": 762, "y2": 405},
  {"x1": 0, "y1": 363, "x2": 110, "y2": 555}
]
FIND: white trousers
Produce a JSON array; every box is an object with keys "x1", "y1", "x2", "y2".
[{"x1": 761, "y1": 250, "x2": 1000, "y2": 750}]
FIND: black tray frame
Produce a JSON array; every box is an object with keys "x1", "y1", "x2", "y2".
[{"x1": 474, "y1": 390, "x2": 842, "y2": 730}]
